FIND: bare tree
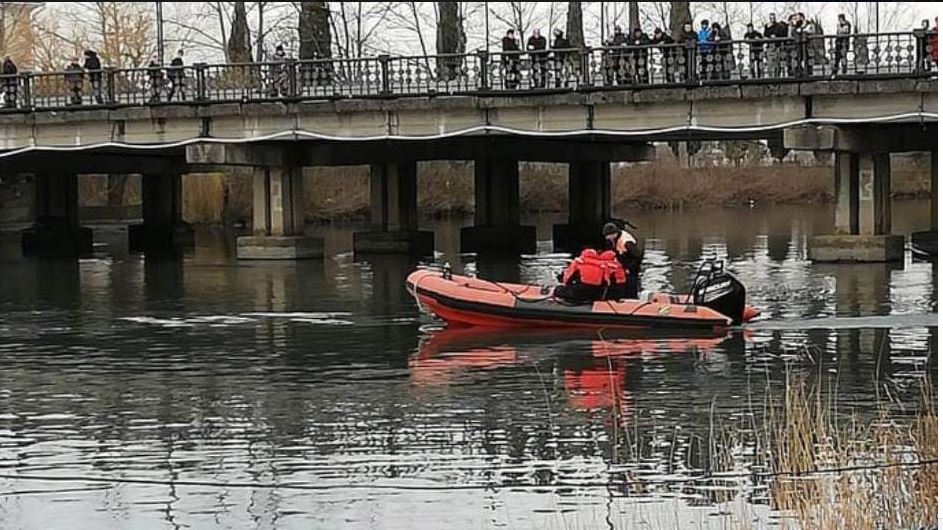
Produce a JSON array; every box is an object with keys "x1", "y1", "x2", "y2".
[
  {"x1": 628, "y1": 2, "x2": 640, "y2": 32},
  {"x1": 436, "y1": 2, "x2": 465, "y2": 79},
  {"x1": 299, "y1": 2, "x2": 330, "y2": 59},
  {"x1": 227, "y1": 1, "x2": 251, "y2": 62},
  {"x1": 669, "y1": 1, "x2": 692, "y2": 39},
  {"x1": 565, "y1": 1, "x2": 583, "y2": 47},
  {"x1": 490, "y1": 2, "x2": 543, "y2": 42}
]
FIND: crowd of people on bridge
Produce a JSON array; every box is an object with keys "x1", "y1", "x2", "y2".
[
  {"x1": 0, "y1": 11, "x2": 936, "y2": 109},
  {"x1": 498, "y1": 12, "x2": 938, "y2": 89}
]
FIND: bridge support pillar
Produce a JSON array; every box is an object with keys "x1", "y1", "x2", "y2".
[
  {"x1": 461, "y1": 159, "x2": 535, "y2": 253},
  {"x1": 354, "y1": 161, "x2": 433, "y2": 255},
  {"x1": 810, "y1": 152, "x2": 903, "y2": 262},
  {"x1": 237, "y1": 166, "x2": 322, "y2": 259},
  {"x1": 22, "y1": 172, "x2": 93, "y2": 257},
  {"x1": 553, "y1": 162, "x2": 612, "y2": 253},
  {"x1": 129, "y1": 173, "x2": 194, "y2": 254}
]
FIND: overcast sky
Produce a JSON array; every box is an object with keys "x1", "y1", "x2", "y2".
[{"x1": 35, "y1": 2, "x2": 943, "y2": 65}]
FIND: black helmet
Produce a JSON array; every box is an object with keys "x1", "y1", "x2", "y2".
[{"x1": 602, "y1": 222, "x2": 620, "y2": 237}]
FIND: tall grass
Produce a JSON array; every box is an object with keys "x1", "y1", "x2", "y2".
[{"x1": 767, "y1": 374, "x2": 937, "y2": 529}]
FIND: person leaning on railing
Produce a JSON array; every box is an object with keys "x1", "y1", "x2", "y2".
[
  {"x1": 763, "y1": 13, "x2": 788, "y2": 77},
  {"x1": 168, "y1": 49, "x2": 186, "y2": 101},
  {"x1": 744, "y1": 23, "x2": 764, "y2": 79},
  {"x1": 83, "y1": 50, "x2": 103, "y2": 104},
  {"x1": 550, "y1": 29, "x2": 572, "y2": 88},
  {"x1": 678, "y1": 22, "x2": 698, "y2": 81},
  {"x1": 650, "y1": 28, "x2": 675, "y2": 83},
  {"x1": 628, "y1": 27, "x2": 651, "y2": 84},
  {"x1": 2, "y1": 56, "x2": 17, "y2": 108},
  {"x1": 65, "y1": 57, "x2": 84, "y2": 105},
  {"x1": 526, "y1": 29, "x2": 549, "y2": 88},
  {"x1": 147, "y1": 55, "x2": 164, "y2": 103},
  {"x1": 501, "y1": 29, "x2": 521, "y2": 89},
  {"x1": 832, "y1": 14, "x2": 852, "y2": 77}
]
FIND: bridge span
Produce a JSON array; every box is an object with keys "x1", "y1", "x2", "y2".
[{"x1": 0, "y1": 31, "x2": 936, "y2": 261}]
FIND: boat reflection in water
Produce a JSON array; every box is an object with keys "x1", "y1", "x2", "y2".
[{"x1": 410, "y1": 325, "x2": 741, "y2": 415}]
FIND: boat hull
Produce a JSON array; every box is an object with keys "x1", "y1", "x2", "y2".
[{"x1": 407, "y1": 270, "x2": 758, "y2": 330}]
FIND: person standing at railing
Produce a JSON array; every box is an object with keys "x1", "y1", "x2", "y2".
[
  {"x1": 168, "y1": 49, "x2": 186, "y2": 101},
  {"x1": 763, "y1": 13, "x2": 788, "y2": 77},
  {"x1": 697, "y1": 20, "x2": 713, "y2": 80},
  {"x1": 650, "y1": 28, "x2": 675, "y2": 83},
  {"x1": 744, "y1": 23, "x2": 764, "y2": 79},
  {"x1": 786, "y1": 12, "x2": 809, "y2": 76},
  {"x1": 678, "y1": 22, "x2": 699, "y2": 82},
  {"x1": 550, "y1": 29, "x2": 572, "y2": 88},
  {"x1": 65, "y1": 57, "x2": 84, "y2": 106},
  {"x1": 526, "y1": 29, "x2": 548, "y2": 88},
  {"x1": 605, "y1": 25, "x2": 628, "y2": 85},
  {"x1": 501, "y1": 29, "x2": 521, "y2": 89},
  {"x1": 83, "y1": 50, "x2": 103, "y2": 105},
  {"x1": 628, "y1": 27, "x2": 651, "y2": 84},
  {"x1": 932, "y1": 18, "x2": 938, "y2": 65},
  {"x1": 2, "y1": 56, "x2": 16, "y2": 108},
  {"x1": 832, "y1": 14, "x2": 852, "y2": 77},
  {"x1": 147, "y1": 55, "x2": 164, "y2": 103},
  {"x1": 268, "y1": 45, "x2": 290, "y2": 97}
]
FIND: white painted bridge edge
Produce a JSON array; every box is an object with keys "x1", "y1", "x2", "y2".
[{"x1": 1, "y1": 111, "x2": 937, "y2": 160}]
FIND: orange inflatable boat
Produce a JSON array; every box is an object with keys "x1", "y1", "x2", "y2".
[{"x1": 406, "y1": 260, "x2": 760, "y2": 330}]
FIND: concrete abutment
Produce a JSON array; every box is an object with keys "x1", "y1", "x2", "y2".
[{"x1": 129, "y1": 173, "x2": 194, "y2": 254}]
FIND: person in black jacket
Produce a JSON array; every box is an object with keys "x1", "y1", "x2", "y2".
[
  {"x1": 550, "y1": 28, "x2": 572, "y2": 87},
  {"x1": 744, "y1": 23, "x2": 764, "y2": 78},
  {"x1": 83, "y1": 50, "x2": 103, "y2": 104},
  {"x1": 606, "y1": 25, "x2": 629, "y2": 85},
  {"x1": 650, "y1": 28, "x2": 675, "y2": 82},
  {"x1": 678, "y1": 21, "x2": 699, "y2": 81},
  {"x1": 526, "y1": 28, "x2": 548, "y2": 88},
  {"x1": 501, "y1": 29, "x2": 521, "y2": 89},
  {"x1": 147, "y1": 54, "x2": 163, "y2": 103},
  {"x1": 628, "y1": 27, "x2": 651, "y2": 84},
  {"x1": 2, "y1": 56, "x2": 16, "y2": 108},
  {"x1": 65, "y1": 57, "x2": 84, "y2": 105},
  {"x1": 168, "y1": 49, "x2": 186, "y2": 100},
  {"x1": 603, "y1": 222, "x2": 643, "y2": 299},
  {"x1": 763, "y1": 13, "x2": 788, "y2": 77}
]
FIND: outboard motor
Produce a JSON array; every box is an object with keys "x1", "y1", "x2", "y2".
[{"x1": 691, "y1": 260, "x2": 747, "y2": 325}]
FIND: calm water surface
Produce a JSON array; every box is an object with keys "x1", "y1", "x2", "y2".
[{"x1": 0, "y1": 202, "x2": 936, "y2": 529}]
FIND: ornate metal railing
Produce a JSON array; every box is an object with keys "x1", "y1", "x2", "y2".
[{"x1": 1, "y1": 31, "x2": 936, "y2": 112}]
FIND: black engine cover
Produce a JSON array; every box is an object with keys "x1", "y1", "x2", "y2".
[{"x1": 693, "y1": 272, "x2": 746, "y2": 325}]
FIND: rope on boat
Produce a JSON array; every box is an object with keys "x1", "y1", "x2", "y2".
[{"x1": 0, "y1": 459, "x2": 935, "y2": 493}]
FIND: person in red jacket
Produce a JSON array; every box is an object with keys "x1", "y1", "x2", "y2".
[{"x1": 554, "y1": 248, "x2": 607, "y2": 304}]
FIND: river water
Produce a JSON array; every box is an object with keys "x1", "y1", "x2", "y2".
[{"x1": 0, "y1": 201, "x2": 936, "y2": 529}]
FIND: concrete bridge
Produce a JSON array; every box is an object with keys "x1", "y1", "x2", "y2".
[{"x1": 0, "y1": 31, "x2": 936, "y2": 261}]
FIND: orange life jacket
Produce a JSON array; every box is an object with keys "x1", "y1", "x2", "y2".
[{"x1": 562, "y1": 249, "x2": 606, "y2": 286}]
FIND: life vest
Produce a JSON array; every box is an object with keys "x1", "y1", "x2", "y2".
[
  {"x1": 599, "y1": 250, "x2": 627, "y2": 284},
  {"x1": 615, "y1": 230, "x2": 636, "y2": 255},
  {"x1": 563, "y1": 249, "x2": 607, "y2": 286}
]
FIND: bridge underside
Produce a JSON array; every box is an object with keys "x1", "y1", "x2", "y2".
[{"x1": 0, "y1": 77, "x2": 935, "y2": 259}]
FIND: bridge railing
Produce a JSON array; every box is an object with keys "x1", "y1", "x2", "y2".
[{"x1": 0, "y1": 31, "x2": 934, "y2": 111}]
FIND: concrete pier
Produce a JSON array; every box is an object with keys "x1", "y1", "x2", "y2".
[
  {"x1": 783, "y1": 126, "x2": 933, "y2": 262},
  {"x1": 129, "y1": 173, "x2": 194, "y2": 253},
  {"x1": 553, "y1": 162, "x2": 612, "y2": 252},
  {"x1": 22, "y1": 173, "x2": 93, "y2": 257},
  {"x1": 354, "y1": 162, "x2": 433, "y2": 255},
  {"x1": 809, "y1": 152, "x2": 903, "y2": 262},
  {"x1": 237, "y1": 166, "x2": 323, "y2": 259},
  {"x1": 461, "y1": 159, "x2": 536, "y2": 253}
]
